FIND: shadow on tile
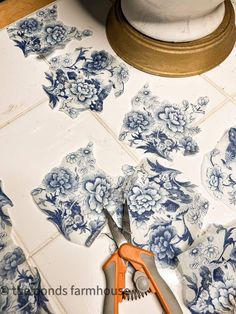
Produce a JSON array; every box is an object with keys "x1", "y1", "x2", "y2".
[{"x1": 77, "y1": 0, "x2": 112, "y2": 26}]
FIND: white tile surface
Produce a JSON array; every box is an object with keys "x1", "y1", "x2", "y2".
[
  {"x1": 1, "y1": 0, "x2": 236, "y2": 313},
  {"x1": 0, "y1": 30, "x2": 48, "y2": 129},
  {"x1": 0, "y1": 100, "x2": 134, "y2": 254}
]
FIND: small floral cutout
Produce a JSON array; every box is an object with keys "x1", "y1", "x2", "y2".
[
  {"x1": 0, "y1": 182, "x2": 51, "y2": 313},
  {"x1": 32, "y1": 143, "x2": 125, "y2": 246},
  {"x1": 43, "y1": 48, "x2": 129, "y2": 118},
  {"x1": 124, "y1": 158, "x2": 209, "y2": 268},
  {"x1": 119, "y1": 84, "x2": 209, "y2": 161},
  {"x1": 7, "y1": 5, "x2": 92, "y2": 57},
  {"x1": 202, "y1": 127, "x2": 236, "y2": 210},
  {"x1": 178, "y1": 222, "x2": 236, "y2": 314}
]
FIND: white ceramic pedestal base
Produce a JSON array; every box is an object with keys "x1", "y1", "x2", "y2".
[{"x1": 121, "y1": 0, "x2": 226, "y2": 42}]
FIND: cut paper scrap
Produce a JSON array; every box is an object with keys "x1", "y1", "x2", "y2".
[
  {"x1": 178, "y1": 221, "x2": 236, "y2": 314},
  {"x1": 43, "y1": 48, "x2": 129, "y2": 118},
  {"x1": 32, "y1": 142, "x2": 125, "y2": 247},
  {"x1": 32, "y1": 143, "x2": 209, "y2": 270},
  {"x1": 0, "y1": 182, "x2": 52, "y2": 313},
  {"x1": 202, "y1": 127, "x2": 236, "y2": 211},
  {"x1": 7, "y1": 4, "x2": 92, "y2": 57},
  {"x1": 119, "y1": 84, "x2": 209, "y2": 161}
]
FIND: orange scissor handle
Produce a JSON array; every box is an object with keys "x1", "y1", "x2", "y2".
[
  {"x1": 102, "y1": 251, "x2": 127, "y2": 314},
  {"x1": 119, "y1": 243, "x2": 183, "y2": 314}
]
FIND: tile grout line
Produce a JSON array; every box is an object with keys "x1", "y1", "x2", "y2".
[
  {"x1": 193, "y1": 98, "x2": 230, "y2": 126},
  {"x1": 27, "y1": 256, "x2": 68, "y2": 314},
  {"x1": 28, "y1": 231, "x2": 61, "y2": 258},
  {"x1": 0, "y1": 96, "x2": 48, "y2": 130},
  {"x1": 202, "y1": 73, "x2": 236, "y2": 102},
  {"x1": 90, "y1": 111, "x2": 140, "y2": 164}
]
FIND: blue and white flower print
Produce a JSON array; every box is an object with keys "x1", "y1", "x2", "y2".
[
  {"x1": 32, "y1": 143, "x2": 125, "y2": 246},
  {"x1": 178, "y1": 222, "x2": 236, "y2": 314},
  {"x1": 119, "y1": 84, "x2": 209, "y2": 161},
  {"x1": 7, "y1": 5, "x2": 92, "y2": 57},
  {"x1": 124, "y1": 158, "x2": 209, "y2": 268},
  {"x1": 202, "y1": 127, "x2": 236, "y2": 210},
  {"x1": 43, "y1": 48, "x2": 129, "y2": 118},
  {"x1": 0, "y1": 182, "x2": 52, "y2": 313}
]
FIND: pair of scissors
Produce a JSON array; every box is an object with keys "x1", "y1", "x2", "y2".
[{"x1": 102, "y1": 202, "x2": 183, "y2": 314}]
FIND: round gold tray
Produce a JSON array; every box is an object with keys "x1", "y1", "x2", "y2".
[{"x1": 106, "y1": 0, "x2": 236, "y2": 77}]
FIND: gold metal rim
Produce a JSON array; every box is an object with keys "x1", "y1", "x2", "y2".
[{"x1": 106, "y1": 0, "x2": 236, "y2": 77}]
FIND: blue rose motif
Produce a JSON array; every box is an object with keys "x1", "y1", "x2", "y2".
[
  {"x1": 149, "y1": 225, "x2": 180, "y2": 267},
  {"x1": 230, "y1": 247, "x2": 236, "y2": 262},
  {"x1": 124, "y1": 111, "x2": 152, "y2": 133},
  {"x1": 206, "y1": 166, "x2": 227, "y2": 197},
  {"x1": 44, "y1": 24, "x2": 67, "y2": 46},
  {"x1": 0, "y1": 248, "x2": 25, "y2": 279},
  {"x1": 128, "y1": 184, "x2": 166, "y2": 222},
  {"x1": 85, "y1": 50, "x2": 113, "y2": 73},
  {"x1": 44, "y1": 167, "x2": 79, "y2": 196},
  {"x1": 158, "y1": 106, "x2": 188, "y2": 134},
  {"x1": 18, "y1": 18, "x2": 42, "y2": 34},
  {"x1": 84, "y1": 176, "x2": 112, "y2": 213}
]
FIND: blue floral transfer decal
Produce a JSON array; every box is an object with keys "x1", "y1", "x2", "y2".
[
  {"x1": 123, "y1": 158, "x2": 209, "y2": 268},
  {"x1": 7, "y1": 5, "x2": 93, "y2": 57},
  {"x1": 178, "y1": 222, "x2": 236, "y2": 314},
  {"x1": 43, "y1": 48, "x2": 129, "y2": 118},
  {"x1": 0, "y1": 182, "x2": 52, "y2": 313},
  {"x1": 32, "y1": 143, "x2": 208, "y2": 269},
  {"x1": 32, "y1": 143, "x2": 125, "y2": 246},
  {"x1": 202, "y1": 127, "x2": 236, "y2": 210},
  {"x1": 119, "y1": 84, "x2": 209, "y2": 161}
]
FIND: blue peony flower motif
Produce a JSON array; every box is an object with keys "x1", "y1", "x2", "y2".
[
  {"x1": 84, "y1": 50, "x2": 113, "y2": 73},
  {"x1": 158, "y1": 105, "x2": 188, "y2": 134},
  {"x1": 84, "y1": 176, "x2": 112, "y2": 213},
  {"x1": 206, "y1": 166, "x2": 228, "y2": 198},
  {"x1": 149, "y1": 225, "x2": 180, "y2": 267},
  {"x1": 0, "y1": 248, "x2": 25, "y2": 280},
  {"x1": 67, "y1": 78, "x2": 101, "y2": 109},
  {"x1": 18, "y1": 18, "x2": 42, "y2": 34},
  {"x1": 128, "y1": 184, "x2": 166, "y2": 223},
  {"x1": 44, "y1": 23, "x2": 67, "y2": 46},
  {"x1": 44, "y1": 167, "x2": 79, "y2": 196},
  {"x1": 123, "y1": 111, "x2": 153, "y2": 133},
  {"x1": 209, "y1": 272, "x2": 236, "y2": 312}
]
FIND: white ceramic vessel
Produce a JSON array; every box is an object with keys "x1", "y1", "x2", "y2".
[{"x1": 121, "y1": 0, "x2": 226, "y2": 42}]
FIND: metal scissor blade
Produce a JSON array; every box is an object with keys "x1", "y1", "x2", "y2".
[
  {"x1": 103, "y1": 208, "x2": 127, "y2": 248},
  {"x1": 121, "y1": 201, "x2": 132, "y2": 243}
]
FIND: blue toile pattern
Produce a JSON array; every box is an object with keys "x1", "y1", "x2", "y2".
[
  {"x1": 43, "y1": 48, "x2": 129, "y2": 118},
  {"x1": 7, "y1": 5, "x2": 93, "y2": 57},
  {"x1": 202, "y1": 127, "x2": 236, "y2": 211},
  {"x1": 178, "y1": 222, "x2": 236, "y2": 314},
  {"x1": 123, "y1": 158, "x2": 209, "y2": 268},
  {"x1": 32, "y1": 143, "x2": 125, "y2": 246},
  {"x1": 0, "y1": 182, "x2": 52, "y2": 313},
  {"x1": 32, "y1": 143, "x2": 208, "y2": 269},
  {"x1": 119, "y1": 84, "x2": 209, "y2": 161}
]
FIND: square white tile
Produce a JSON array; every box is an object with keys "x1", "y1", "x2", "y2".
[
  {"x1": 0, "y1": 30, "x2": 48, "y2": 128},
  {"x1": 0, "y1": 100, "x2": 135, "y2": 253}
]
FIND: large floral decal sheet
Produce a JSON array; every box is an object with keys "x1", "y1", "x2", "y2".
[
  {"x1": 32, "y1": 143, "x2": 209, "y2": 270},
  {"x1": 202, "y1": 127, "x2": 236, "y2": 211},
  {"x1": 7, "y1": 5, "x2": 92, "y2": 57},
  {"x1": 0, "y1": 182, "x2": 51, "y2": 313},
  {"x1": 119, "y1": 84, "x2": 209, "y2": 161},
  {"x1": 178, "y1": 222, "x2": 236, "y2": 314},
  {"x1": 43, "y1": 48, "x2": 129, "y2": 118}
]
